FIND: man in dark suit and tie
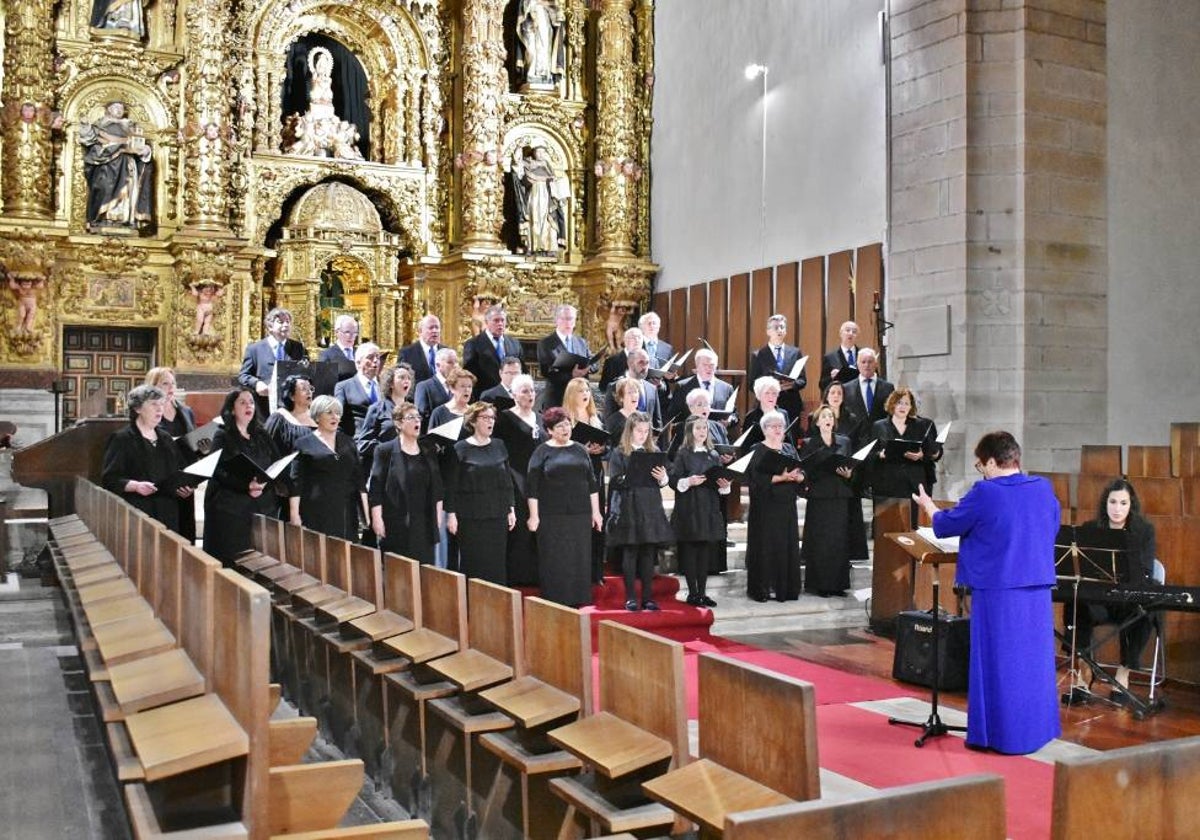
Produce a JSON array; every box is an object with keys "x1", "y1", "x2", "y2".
[
  {"x1": 841, "y1": 347, "x2": 893, "y2": 444},
  {"x1": 598, "y1": 326, "x2": 643, "y2": 391},
  {"x1": 480, "y1": 356, "x2": 523, "y2": 403},
  {"x1": 747, "y1": 314, "x2": 806, "y2": 422},
  {"x1": 536, "y1": 304, "x2": 592, "y2": 408},
  {"x1": 414, "y1": 346, "x2": 458, "y2": 425},
  {"x1": 397, "y1": 313, "x2": 442, "y2": 383},
  {"x1": 638, "y1": 312, "x2": 673, "y2": 367},
  {"x1": 238, "y1": 307, "x2": 308, "y2": 418},
  {"x1": 463, "y1": 305, "x2": 524, "y2": 398},
  {"x1": 819, "y1": 320, "x2": 861, "y2": 393},
  {"x1": 317, "y1": 314, "x2": 360, "y2": 382},
  {"x1": 602, "y1": 348, "x2": 662, "y2": 429},
  {"x1": 333, "y1": 342, "x2": 382, "y2": 436},
  {"x1": 666, "y1": 347, "x2": 737, "y2": 433}
]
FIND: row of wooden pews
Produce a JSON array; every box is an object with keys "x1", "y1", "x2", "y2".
[{"x1": 49, "y1": 480, "x2": 427, "y2": 839}]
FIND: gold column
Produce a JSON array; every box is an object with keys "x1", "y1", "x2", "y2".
[
  {"x1": 594, "y1": 0, "x2": 638, "y2": 257},
  {"x1": 1, "y1": 0, "x2": 55, "y2": 219},
  {"x1": 458, "y1": 0, "x2": 506, "y2": 249},
  {"x1": 181, "y1": 0, "x2": 233, "y2": 231}
]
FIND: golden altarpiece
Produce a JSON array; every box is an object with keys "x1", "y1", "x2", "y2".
[{"x1": 0, "y1": 0, "x2": 657, "y2": 406}]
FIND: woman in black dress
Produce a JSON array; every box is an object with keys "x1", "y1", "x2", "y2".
[
  {"x1": 357, "y1": 363, "x2": 415, "y2": 467},
  {"x1": 288, "y1": 395, "x2": 366, "y2": 540},
  {"x1": 146, "y1": 367, "x2": 197, "y2": 541},
  {"x1": 823, "y1": 380, "x2": 869, "y2": 559},
  {"x1": 743, "y1": 376, "x2": 795, "y2": 447},
  {"x1": 495, "y1": 374, "x2": 542, "y2": 585},
  {"x1": 668, "y1": 416, "x2": 730, "y2": 607},
  {"x1": 527, "y1": 407, "x2": 603, "y2": 607},
  {"x1": 203, "y1": 388, "x2": 281, "y2": 565},
  {"x1": 564, "y1": 377, "x2": 608, "y2": 582},
  {"x1": 447, "y1": 402, "x2": 517, "y2": 584},
  {"x1": 368, "y1": 402, "x2": 443, "y2": 564},
  {"x1": 745, "y1": 410, "x2": 805, "y2": 602},
  {"x1": 429, "y1": 369, "x2": 475, "y2": 569},
  {"x1": 603, "y1": 377, "x2": 641, "y2": 444},
  {"x1": 264, "y1": 374, "x2": 317, "y2": 518},
  {"x1": 607, "y1": 411, "x2": 675, "y2": 611},
  {"x1": 868, "y1": 387, "x2": 941, "y2": 530},
  {"x1": 823, "y1": 381, "x2": 863, "y2": 444},
  {"x1": 798, "y1": 404, "x2": 859, "y2": 597},
  {"x1": 102, "y1": 385, "x2": 191, "y2": 531}
]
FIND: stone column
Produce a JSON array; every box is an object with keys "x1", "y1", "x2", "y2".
[
  {"x1": 888, "y1": 1, "x2": 1106, "y2": 480},
  {"x1": 458, "y1": 0, "x2": 506, "y2": 249},
  {"x1": 1, "y1": 0, "x2": 55, "y2": 219},
  {"x1": 181, "y1": 0, "x2": 234, "y2": 231},
  {"x1": 593, "y1": 0, "x2": 638, "y2": 257}
]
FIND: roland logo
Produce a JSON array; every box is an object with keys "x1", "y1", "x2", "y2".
[{"x1": 914, "y1": 623, "x2": 933, "y2": 634}]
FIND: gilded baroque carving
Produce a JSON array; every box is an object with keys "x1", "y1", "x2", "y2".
[
  {"x1": 0, "y1": 232, "x2": 55, "y2": 355},
  {"x1": 3, "y1": 0, "x2": 57, "y2": 218}
]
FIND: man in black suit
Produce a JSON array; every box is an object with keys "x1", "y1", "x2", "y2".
[
  {"x1": 463, "y1": 305, "x2": 524, "y2": 398},
  {"x1": 818, "y1": 320, "x2": 861, "y2": 393},
  {"x1": 747, "y1": 313, "x2": 806, "y2": 422},
  {"x1": 602, "y1": 348, "x2": 662, "y2": 429},
  {"x1": 666, "y1": 347, "x2": 737, "y2": 433},
  {"x1": 317, "y1": 314, "x2": 360, "y2": 383},
  {"x1": 599, "y1": 327, "x2": 643, "y2": 391},
  {"x1": 414, "y1": 346, "x2": 458, "y2": 425},
  {"x1": 536, "y1": 304, "x2": 592, "y2": 409},
  {"x1": 841, "y1": 347, "x2": 893, "y2": 444},
  {"x1": 397, "y1": 313, "x2": 442, "y2": 383},
  {"x1": 638, "y1": 311, "x2": 673, "y2": 368},
  {"x1": 238, "y1": 307, "x2": 308, "y2": 418},
  {"x1": 333, "y1": 342, "x2": 382, "y2": 436},
  {"x1": 480, "y1": 356, "x2": 523, "y2": 403}
]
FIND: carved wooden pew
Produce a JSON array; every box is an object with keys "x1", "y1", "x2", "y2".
[
  {"x1": 1051, "y1": 734, "x2": 1200, "y2": 838},
  {"x1": 381, "y1": 564, "x2": 469, "y2": 816},
  {"x1": 722, "y1": 774, "x2": 1006, "y2": 839},
  {"x1": 476, "y1": 596, "x2": 594, "y2": 840},
  {"x1": 547, "y1": 621, "x2": 689, "y2": 837},
  {"x1": 425, "y1": 579, "x2": 526, "y2": 838},
  {"x1": 643, "y1": 653, "x2": 820, "y2": 837}
]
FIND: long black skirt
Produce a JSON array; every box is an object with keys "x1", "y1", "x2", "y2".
[
  {"x1": 507, "y1": 493, "x2": 539, "y2": 586},
  {"x1": 537, "y1": 513, "x2": 594, "y2": 607},
  {"x1": 458, "y1": 516, "x2": 509, "y2": 585},
  {"x1": 801, "y1": 497, "x2": 856, "y2": 594}
]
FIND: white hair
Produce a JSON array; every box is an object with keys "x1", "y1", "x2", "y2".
[{"x1": 753, "y1": 375, "x2": 781, "y2": 400}]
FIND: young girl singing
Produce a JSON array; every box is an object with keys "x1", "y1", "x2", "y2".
[{"x1": 668, "y1": 415, "x2": 731, "y2": 607}]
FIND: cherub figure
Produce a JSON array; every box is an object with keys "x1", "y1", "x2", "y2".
[
  {"x1": 190, "y1": 281, "x2": 223, "y2": 335},
  {"x1": 8, "y1": 273, "x2": 45, "y2": 333}
]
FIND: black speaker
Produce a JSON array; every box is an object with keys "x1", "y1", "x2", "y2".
[{"x1": 892, "y1": 610, "x2": 970, "y2": 691}]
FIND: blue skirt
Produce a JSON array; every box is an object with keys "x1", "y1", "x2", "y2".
[{"x1": 967, "y1": 586, "x2": 1062, "y2": 754}]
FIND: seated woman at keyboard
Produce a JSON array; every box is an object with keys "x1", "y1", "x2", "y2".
[{"x1": 1068, "y1": 477, "x2": 1158, "y2": 691}]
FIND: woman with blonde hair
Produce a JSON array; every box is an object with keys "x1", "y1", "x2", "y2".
[
  {"x1": 563, "y1": 377, "x2": 609, "y2": 582},
  {"x1": 144, "y1": 366, "x2": 198, "y2": 540}
]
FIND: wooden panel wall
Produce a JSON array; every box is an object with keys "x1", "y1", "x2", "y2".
[
  {"x1": 826, "y1": 251, "x2": 854, "y2": 351},
  {"x1": 726, "y1": 272, "x2": 751, "y2": 388},
  {"x1": 800, "y1": 258, "x2": 825, "y2": 406},
  {"x1": 855, "y1": 243, "x2": 883, "y2": 334},
  {"x1": 686, "y1": 284, "x2": 707, "y2": 353},
  {"x1": 668, "y1": 288, "x2": 686, "y2": 354},
  {"x1": 708, "y1": 279, "x2": 728, "y2": 364}
]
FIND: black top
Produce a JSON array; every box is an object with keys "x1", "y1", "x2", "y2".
[
  {"x1": 368, "y1": 440, "x2": 442, "y2": 545},
  {"x1": 101, "y1": 424, "x2": 181, "y2": 530},
  {"x1": 606, "y1": 447, "x2": 675, "y2": 547},
  {"x1": 447, "y1": 438, "x2": 516, "y2": 518},
  {"x1": 868, "y1": 416, "x2": 940, "y2": 498},
  {"x1": 289, "y1": 431, "x2": 363, "y2": 539},
  {"x1": 526, "y1": 442, "x2": 596, "y2": 516},
  {"x1": 207, "y1": 426, "x2": 281, "y2": 512},
  {"x1": 668, "y1": 448, "x2": 727, "y2": 543},
  {"x1": 747, "y1": 442, "x2": 803, "y2": 502},
  {"x1": 1091, "y1": 515, "x2": 1157, "y2": 587},
  {"x1": 797, "y1": 434, "x2": 857, "y2": 499}
]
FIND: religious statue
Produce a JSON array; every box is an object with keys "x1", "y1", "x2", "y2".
[
  {"x1": 282, "y1": 47, "x2": 364, "y2": 160},
  {"x1": 515, "y1": 0, "x2": 566, "y2": 91},
  {"x1": 511, "y1": 146, "x2": 569, "y2": 256},
  {"x1": 7, "y1": 273, "x2": 45, "y2": 334},
  {"x1": 78, "y1": 102, "x2": 154, "y2": 232},
  {"x1": 90, "y1": 0, "x2": 145, "y2": 40},
  {"x1": 189, "y1": 282, "x2": 224, "y2": 336},
  {"x1": 319, "y1": 265, "x2": 346, "y2": 309}
]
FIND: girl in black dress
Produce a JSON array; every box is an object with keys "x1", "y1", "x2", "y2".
[
  {"x1": 669, "y1": 416, "x2": 730, "y2": 607},
  {"x1": 146, "y1": 367, "x2": 197, "y2": 542},
  {"x1": 203, "y1": 387, "x2": 281, "y2": 565},
  {"x1": 288, "y1": 395, "x2": 366, "y2": 540},
  {"x1": 447, "y1": 402, "x2": 517, "y2": 584},
  {"x1": 368, "y1": 402, "x2": 443, "y2": 564},
  {"x1": 607, "y1": 411, "x2": 674, "y2": 611},
  {"x1": 526, "y1": 408, "x2": 602, "y2": 607},
  {"x1": 102, "y1": 385, "x2": 191, "y2": 531},
  {"x1": 495, "y1": 374, "x2": 542, "y2": 585},
  {"x1": 745, "y1": 410, "x2": 805, "y2": 602},
  {"x1": 798, "y1": 404, "x2": 859, "y2": 597}
]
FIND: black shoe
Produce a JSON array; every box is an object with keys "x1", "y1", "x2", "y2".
[
  {"x1": 625, "y1": 599, "x2": 639, "y2": 611},
  {"x1": 750, "y1": 593, "x2": 769, "y2": 603},
  {"x1": 685, "y1": 594, "x2": 702, "y2": 606},
  {"x1": 700, "y1": 595, "x2": 717, "y2": 607},
  {"x1": 642, "y1": 600, "x2": 660, "y2": 612}
]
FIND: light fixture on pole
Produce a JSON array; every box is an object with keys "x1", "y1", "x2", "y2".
[{"x1": 744, "y1": 63, "x2": 769, "y2": 270}]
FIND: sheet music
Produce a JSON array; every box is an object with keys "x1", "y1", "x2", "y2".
[
  {"x1": 916, "y1": 526, "x2": 960, "y2": 553},
  {"x1": 726, "y1": 450, "x2": 753, "y2": 474},
  {"x1": 936, "y1": 421, "x2": 951, "y2": 444},
  {"x1": 851, "y1": 440, "x2": 876, "y2": 461},
  {"x1": 788, "y1": 355, "x2": 808, "y2": 380}
]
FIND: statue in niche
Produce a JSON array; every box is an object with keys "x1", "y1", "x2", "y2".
[
  {"x1": 78, "y1": 102, "x2": 154, "y2": 232},
  {"x1": 282, "y1": 47, "x2": 364, "y2": 160},
  {"x1": 510, "y1": 145, "x2": 568, "y2": 255},
  {"x1": 516, "y1": 0, "x2": 566, "y2": 91},
  {"x1": 7, "y1": 272, "x2": 45, "y2": 334},
  {"x1": 319, "y1": 264, "x2": 346, "y2": 309},
  {"x1": 90, "y1": 0, "x2": 146, "y2": 40},
  {"x1": 189, "y1": 281, "x2": 224, "y2": 336}
]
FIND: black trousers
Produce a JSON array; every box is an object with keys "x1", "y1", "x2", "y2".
[
  {"x1": 677, "y1": 541, "x2": 715, "y2": 597},
  {"x1": 621, "y1": 544, "x2": 657, "y2": 603}
]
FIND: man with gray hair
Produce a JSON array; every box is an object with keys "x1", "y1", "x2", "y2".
[
  {"x1": 536, "y1": 303, "x2": 593, "y2": 408},
  {"x1": 599, "y1": 326, "x2": 643, "y2": 391},
  {"x1": 317, "y1": 313, "x2": 360, "y2": 382},
  {"x1": 666, "y1": 346, "x2": 737, "y2": 434},
  {"x1": 464, "y1": 304, "x2": 524, "y2": 398},
  {"x1": 334, "y1": 341, "x2": 382, "y2": 436},
  {"x1": 414, "y1": 346, "x2": 459, "y2": 423},
  {"x1": 398, "y1": 313, "x2": 443, "y2": 383},
  {"x1": 238, "y1": 306, "x2": 309, "y2": 418}
]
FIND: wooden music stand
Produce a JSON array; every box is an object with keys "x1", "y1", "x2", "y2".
[{"x1": 883, "y1": 531, "x2": 965, "y2": 747}]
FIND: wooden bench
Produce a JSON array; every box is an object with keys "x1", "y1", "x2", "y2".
[
  {"x1": 1051, "y1": 734, "x2": 1200, "y2": 837},
  {"x1": 642, "y1": 653, "x2": 820, "y2": 836},
  {"x1": 547, "y1": 621, "x2": 689, "y2": 836},
  {"x1": 425, "y1": 579, "x2": 526, "y2": 838},
  {"x1": 723, "y1": 774, "x2": 1006, "y2": 839},
  {"x1": 476, "y1": 596, "x2": 594, "y2": 840}
]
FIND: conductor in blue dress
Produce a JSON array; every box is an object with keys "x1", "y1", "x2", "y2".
[{"x1": 913, "y1": 430, "x2": 1061, "y2": 755}]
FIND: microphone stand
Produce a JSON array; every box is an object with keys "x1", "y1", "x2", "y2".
[{"x1": 872, "y1": 294, "x2": 894, "y2": 378}]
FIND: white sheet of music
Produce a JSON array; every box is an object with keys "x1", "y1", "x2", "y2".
[{"x1": 916, "y1": 526, "x2": 960, "y2": 554}]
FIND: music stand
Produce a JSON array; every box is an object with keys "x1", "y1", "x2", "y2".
[{"x1": 884, "y1": 531, "x2": 966, "y2": 747}]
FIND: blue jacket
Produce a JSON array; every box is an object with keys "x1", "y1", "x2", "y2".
[{"x1": 932, "y1": 473, "x2": 1060, "y2": 591}]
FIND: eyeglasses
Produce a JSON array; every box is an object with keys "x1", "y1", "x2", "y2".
[
  {"x1": 401, "y1": 414, "x2": 421, "y2": 423},
  {"x1": 974, "y1": 461, "x2": 984, "y2": 474}
]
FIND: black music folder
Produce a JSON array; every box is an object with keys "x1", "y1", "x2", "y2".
[
  {"x1": 626, "y1": 450, "x2": 669, "y2": 488},
  {"x1": 806, "y1": 440, "x2": 877, "y2": 475},
  {"x1": 570, "y1": 421, "x2": 611, "y2": 447},
  {"x1": 176, "y1": 419, "x2": 222, "y2": 455},
  {"x1": 551, "y1": 348, "x2": 606, "y2": 372},
  {"x1": 883, "y1": 438, "x2": 925, "y2": 460},
  {"x1": 833, "y1": 365, "x2": 859, "y2": 384},
  {"x1": 482, "y1": 393, "x2": 516, "y2": 412},
  {"x1": 752, "y1": 447, "x2": 807, "y2": 476}
]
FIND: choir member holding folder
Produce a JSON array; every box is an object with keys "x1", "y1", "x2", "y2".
[
  {"x1": 744, "y1": 410, "x2": 805, "y2": 603},
  {"x1": 669, "y1": 416, "x2": 731, "y2": 607},
  {"x1": 146, "y1": 367, "x2": 198, "y2": 542},
  {"x1": 368, "y1": 402, "x2": 443, "y2": 565},
  {"x1": 564, "y1": 378, "x2": 609, "y2": 582},
  {"x1": 288, "y1": 395, "x2": 366, "y2": 541},
  {"x1": 868, "y1": 387, "x2": 942, "y2": 529},
  {"x1": 446, "y1": 402, "x2": 517, "y2": 585},
  {"x1": 204, "y1": 388, "x2": 283, "y2": 565},
  {"x1": 798, "y1": 405, "x2": 867, "y2": 597},
  {"x1": 102, "y1": 384, "x2": 191, "y2": 532}
]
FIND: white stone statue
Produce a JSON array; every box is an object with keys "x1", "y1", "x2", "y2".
[
  {"x1": 282, "y1": 47, "x2": 364, "y2": 160},
  {"x1": 516, "y1": 0, "x2": 566, "y2": 90}
]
